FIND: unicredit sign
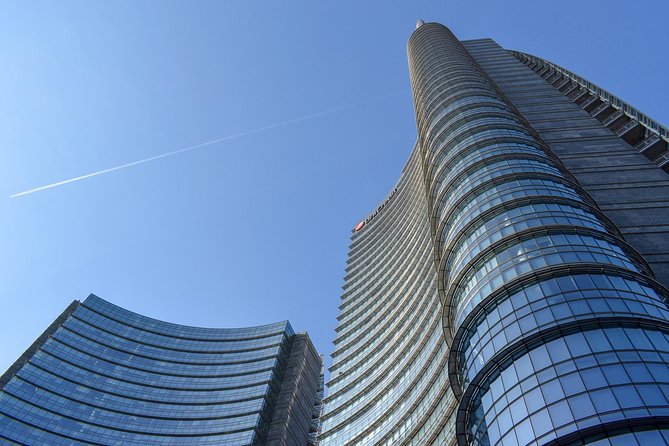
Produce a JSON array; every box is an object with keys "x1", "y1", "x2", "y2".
[{"x1": 353, "y1": 187, "x2": 398, "y2": 232}]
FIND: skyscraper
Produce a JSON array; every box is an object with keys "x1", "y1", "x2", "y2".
[
  {"x1": 320, "y1": 21, "x2": 669, "y2": 446},
  {"x1": 0, "y1": 295, "x2": 322, "y2": 445}
]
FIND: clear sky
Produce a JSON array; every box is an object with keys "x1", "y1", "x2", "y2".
[{"x1": 1, "y1": 1, "x2": 667, "y2": 374}]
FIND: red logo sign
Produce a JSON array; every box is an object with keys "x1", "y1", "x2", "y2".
[{"x1": 352, "y1": 187, "x2": 399, "y2": 233}]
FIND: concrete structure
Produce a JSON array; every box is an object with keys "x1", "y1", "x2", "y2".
[
  {"x1": 0, "y1": 295, "x2": 322, "y2": 445},
  {"x1": 320, "y1": 22, "x2": 669, "y2": 446}
]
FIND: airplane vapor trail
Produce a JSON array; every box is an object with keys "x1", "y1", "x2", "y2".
[{"x1": 10, "y1": 92, "x2": 404, "y2": 198}]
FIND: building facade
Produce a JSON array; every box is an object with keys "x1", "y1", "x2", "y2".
[
  {"x1": 0, "y1": 295, "x2": 322, "y2": 445},
  {"x1": 320, "y1": 22, "x2": 669, "y2": 446}
]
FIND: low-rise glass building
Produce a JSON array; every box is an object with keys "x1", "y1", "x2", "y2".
[{"x1": 0, "y1": 295, "x2": 321, "y2": 445}]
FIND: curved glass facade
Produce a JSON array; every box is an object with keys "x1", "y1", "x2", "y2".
[
  {"x1": 322, "y1": 21, "x2": 669, "y2": 446},
  {"x1": 412, "y1": 23, "x2": 669, "y2": 446},
  {"x1": 0, "y1": 295, "x2": 321, "y2": 445},
  {"x1": 319, "y1": 147, "x2": 457, "y2": 446}
]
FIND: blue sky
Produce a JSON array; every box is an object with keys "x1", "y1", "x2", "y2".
[{"x1": 1, "y1": 1, "x2": 667, "y2": 373}]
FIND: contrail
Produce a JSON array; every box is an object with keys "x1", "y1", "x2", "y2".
[{"x1": 10, "y1": 92, "x2": 405, "y2": 198}]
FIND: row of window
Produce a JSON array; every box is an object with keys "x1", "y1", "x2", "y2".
[
  {"x1": 74, "y1": 305, "x2": 288, "y2": 353},
  {"x1": 467, "y1": 326, "x2": 669, "y2": 446},
  {"x1": 456, "y1": 273, "x2": 669, "y2": 388},
  {"x1": 83, "y1": 295, "x2": 290, "y2": 340},
  {"x1": 451, "y1": 232, "x2": 643, "y2": 330},
  {"x1": 0, "y1": 411, "x2": 257, "y2": 445}
]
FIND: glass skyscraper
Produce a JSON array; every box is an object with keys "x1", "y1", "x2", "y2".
[
  {"x1": 320, "y1": 21, "x2": 669, "y2": 446},
  {"x1": 0, "y1": 295, "x2": 322, "y2": 445}
]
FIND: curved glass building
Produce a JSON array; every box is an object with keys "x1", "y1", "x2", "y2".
[
  {"x1": 320, "y1": 22, "x2": 669, "y2": 446},
  {"x1": 0, "y1": 295, "x2": 322, "y2": 445},
  {"x1": 320, "y1": 146, "x2": 455, "y2": 445}
]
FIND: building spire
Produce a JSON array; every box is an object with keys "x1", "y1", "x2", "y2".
[{"x1": 416, "y1": 19, "x2": 425, "y2": 29}]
